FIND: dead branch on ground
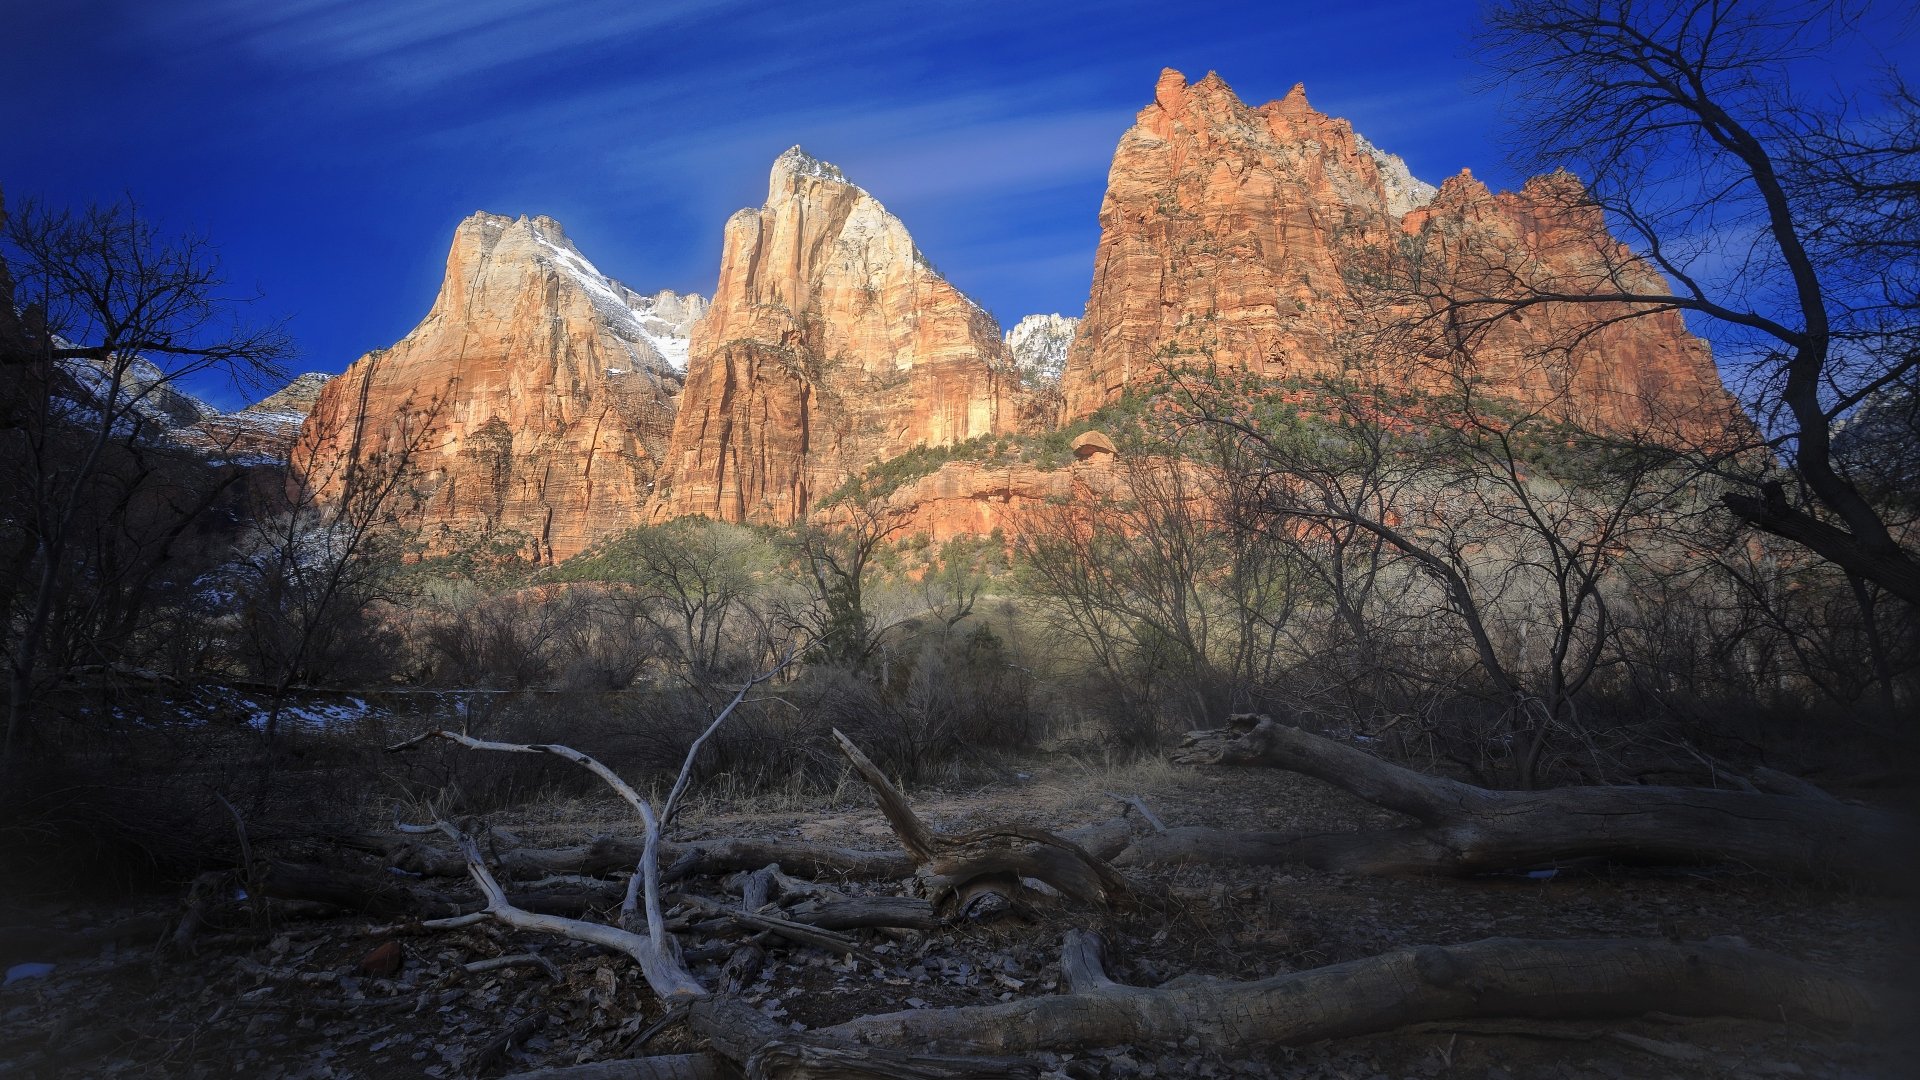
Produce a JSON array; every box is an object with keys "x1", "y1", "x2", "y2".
[{"x1": 1122, "y1": 714, "x2": 1916, "y2": 889}]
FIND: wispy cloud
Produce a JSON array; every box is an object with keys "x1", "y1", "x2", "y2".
[{"x1": 135, "y1": 0, "x2": 745, "y2": 88}]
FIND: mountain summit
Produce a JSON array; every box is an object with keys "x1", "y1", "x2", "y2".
[
  {"x1": 292, "y1": 212, "x2": 704, "y2": 562},
  {"x1": 1062, "y1": 69, "x2": 1731, "y2": 436},
  {"x1": 648, "y1": 149, "x2": 1022, "y2": 524}
]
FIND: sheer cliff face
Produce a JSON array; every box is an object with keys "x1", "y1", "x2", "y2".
[
  {"x1": 1062, "y1": 69, "x2": 1732, "y2": 436},
  {"x1": 650, "y1": 148, "x2": 1019, "y2": 525},
  {"x1": 291, "y1": 213, "x2": 702, "y2": 562}
]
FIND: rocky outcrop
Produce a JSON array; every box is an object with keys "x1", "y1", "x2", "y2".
[
  {"x1": 650, "y1": 148, "x2": 1021, "y2": 525},
  {"x1": 248, "y1": 372, "x2": 333, "y2": 418},
  {"x1": 1062, "y1": 69, "x2": 1734, "y2": 438},
  {"x1": 186, "y1": 371, "x2": 332, "y2": 460},
  {"x1": 1394, "y1": 169, "x2": 1730, "y2": 436},
  {"x1": 877, "y1": 455, "x2": 1123, "y2": 543},
  {"x1": 292, "y1": 213, "x2": 702, "y2": 562}
]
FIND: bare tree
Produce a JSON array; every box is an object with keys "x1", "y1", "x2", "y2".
[
  {"x1": 1019, "y1": 448, "x2": 1301, "y2": 743},
  {"x1": 789, "y1": 497, "x2": 908, "y2": 671},
  {"x1": 224, "y1": 401, "x2": 433, "y2": 740},
  {"x1": 600, "y1": 517, "x2": 770, "y2": 683},
  {"x1": 1, "y1": 193, "x2": 289, "y2": 760},
  {"x1": 1470, "y1": 0, "x2": 1920, "y2": 604},
  {"x1": 1192, "y1": 369, "x2": 1697, "y2": 787}
]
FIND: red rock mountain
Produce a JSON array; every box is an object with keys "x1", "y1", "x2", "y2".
[
  {"x1": 1061, "y1": 70, "x2": 1733, "y2": 437},
  {"x1": 288, "y1": 74, "x2": 1745, "y2": 553},
  {"x1": 647, "y1": 148, "x2": 1022, "y2": 524},
  {"x1": 291, "y1": 213, "x2": 703, "y2": 561}
]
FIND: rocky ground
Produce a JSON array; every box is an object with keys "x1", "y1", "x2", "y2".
[{"x1": 2, "y1": 752, "x2": 1913, "y2": 1079}]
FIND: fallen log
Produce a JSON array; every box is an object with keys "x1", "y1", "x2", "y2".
[
  {"x1": 255, "y1": 860, "x2": 464, "y2": 918},
  {"x1": 337, "y1": 821, "x2": 1131, "y2": 887},
  {"x1": 822, "y1": 933, "x2": 1896, "y2": 1057},
  {"x1": 1127, "y1": 716, "x2": 1916, "y2": 888},
  {"x1": 785, "y1": 896, "x2": 941, "y2": 932},
  {"x1": 334, "y1": 830, "x2": 918, "y2": 883},
  {"x1": 505, "y1": 1055, "x2": 739, "y2": 1080}
]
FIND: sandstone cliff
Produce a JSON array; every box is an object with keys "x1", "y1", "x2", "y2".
[
  {"x1": 292, "y1": 213, "x2": 703, "y2": 561},
  {"x1": 1061, "y1": 69, "x2": 1733, "y2": 438},
  {"x1": 650, "y1": 148, "x2": 1020, "y2": 525}
]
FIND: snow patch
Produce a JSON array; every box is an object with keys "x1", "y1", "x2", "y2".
[
  {"x1": 1006, "y1": 313, "x2": 1079, "y2": 384},
  {"x1": 523, "y1": 226, "x2": 702, "y2": 375}
]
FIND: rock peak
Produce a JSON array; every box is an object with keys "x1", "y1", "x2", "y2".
[
  {"x1": 1195, "y1": 70, "x2": 1234, "y2": 94},
  {"x1": 294, "y1": 209, "x2": 701, "y2": 562},
  {"x1": 1066, "y1": 66, "x2": 1733, "y2": 437},
  {"x1": 654, "y1": 141, "x2": 1018, "y2": 525},
  {"x1": 772, "y1": 145, "x2": 849, "y2": 185}
]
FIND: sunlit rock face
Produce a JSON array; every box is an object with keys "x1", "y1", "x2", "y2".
[
  {"x1": 1062, "y1": 69, "x2": 1735, "y2": 438},
  {"x1": 292, "y1": 213, "x2": 703, "y2": 562},
  {"x1": 649, "y1": 147, "x2": 1021, "y2": 525}
]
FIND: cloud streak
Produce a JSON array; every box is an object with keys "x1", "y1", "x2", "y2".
[{"x1": 144, "y1": 0, "x2": 743, "y2": 86}]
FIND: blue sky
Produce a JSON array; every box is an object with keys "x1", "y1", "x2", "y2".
[{"x1": 5, "y1": 1, "x2": 1908, "y2": 410}]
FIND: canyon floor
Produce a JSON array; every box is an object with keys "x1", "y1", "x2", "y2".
[{"x1": 2, "y1": 750, "x2": 1911, "y2": 1079}]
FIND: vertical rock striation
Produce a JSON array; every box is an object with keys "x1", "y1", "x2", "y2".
[
  {"x1": 291, "y1": 213, "x2": 703, "y2": 562},
  {"x1": 1062, "y1": 69, "x2": 1734, "y2": 438},
  {"x1": 650, "y1": 147, "x2": 1020, "y2": 524}
]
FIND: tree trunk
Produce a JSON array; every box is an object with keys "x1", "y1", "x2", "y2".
[
  {"x1": 1123, "y1": 716, "x2": 1916, "y2": 889},
  {"x1": 820, "y1": 934, "x2": 1894, "y2": 1057}
]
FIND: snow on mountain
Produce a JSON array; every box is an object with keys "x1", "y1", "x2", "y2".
[
  {"x1": 1006, "y1": 313, "x2": 1079, "y2": 384},
  {"x1": 526, "y1": 222, "x2": 705, "y2": 375},
  {"x1": 55, "y1": 347, "x2": 218, "y2": 434}
]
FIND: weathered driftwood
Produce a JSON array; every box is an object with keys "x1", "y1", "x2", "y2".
[
  {"x1": 336, "y1": 830, "x2": 918, "y2": 883},
  {"x1": 427, "y1": 819, "x2": 706, "y2": 1001},
  {"x1": 821, "y1": 933, "x2": 1895, "y2": 1057},
  {"x1": 687, "y1": 998, "x2": 1040, "y2": 1080},
  {"x1": 1124, "y1": 715, "x2": 1916, "y2": 888},
  {"x1": 391, "y1": 722, "x2": 1050, "y2": 1078},
  {"x1": 831, "y1": 728, "x2": 1131, "y2": 910},
  {"x1": 506, "y1": 1055, "x2": 740, "y2": 1080}
]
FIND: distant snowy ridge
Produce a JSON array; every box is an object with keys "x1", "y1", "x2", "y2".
[
  {"x1": 242, "y1": 371, "x2": 331, "y2": 417},
  {"x1": 55, "y1": 345, "x2": 218, "y2": 433},
  {"x1": 1006, "y1": 313, "x2": 1079, "y2": 384}
]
